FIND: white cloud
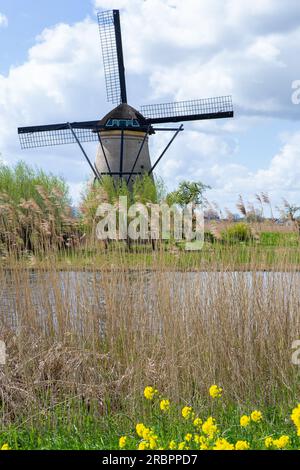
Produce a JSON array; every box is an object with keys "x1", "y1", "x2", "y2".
[
  {"x1": 0, "y1": 18, "x2": 104, "y2": 196},
  {"x1": 0, "y1": 0, "x2": 300, "y2": 209},
  {"x1": 214, "y1": 129, "x2": 300, "y2": 209},
  {"x1": 158, "y1": 129, "x2": 300, "y2": 211},
  {"x1": 0, "y1": 13, "x2": 8, "y2": 28}
]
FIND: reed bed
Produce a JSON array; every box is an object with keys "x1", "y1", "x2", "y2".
[
  {"x1": 1, "y1": 253, "x2": 300, "y2": 428},
  {"x1": 0, "y1": 162, "x2": 80, "y2": 254}
]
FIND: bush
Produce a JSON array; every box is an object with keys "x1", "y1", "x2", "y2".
[
  {"x1": 204, "y1": 231, "x2": 216, "y2": 244},
  {"x1": 221, "y1": 222, "x2": 252, "y2": 243}
]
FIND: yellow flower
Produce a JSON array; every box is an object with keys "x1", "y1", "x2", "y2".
[
  {"x1": 235, "y1": 440, "x2": 250, "y2": 450},
  {"x1": 138, "y1": 425, "x2": 158, "y2": 448},
  {"x1": 213, "y1": 438, "x2": 234, "y2": 450},
  {"x1": 265, "y1": 437, "x2": 273, "y2": 448},
  {"x1": 200, "y1": 443, "x2": 209, "y2": 450},
  {"x1": 240, "y1": 415, "x2": 250, "y2": 427},
  {"x1": 119, "y1": 436, "x2": 127, "y2": 449},
  {"x1": 1, "y1": 444, "x2": 9, "y2": 451},
  {"x1": 138, "y1": 441, "x2": 149, "y2": 450},
  {"x1": 181, "y1": 406, "x2": 194, "y2": 420},
  {"x1": 160, "y1": 399, "x2": 170, "y2": 412},
  {"x1": 184, "y1": 433, "x2": 193, "y2": 442},
  {"x1": 273, "y1": 435, "x2": 290, "y2": 450},
  {"x1": 209, "y1": 385, "x2": 223, "y2": 399},
  {"x1": 198, "y1": 436, "x2": 209, "y2": 450},
  {"x1": 149, "y1": 438, "x2": 158, "y2": 450},
  {"x1": 169, "y1": 440, "x2": 177, "y2": 450},
  {"x1": 142, "y1": 427, "x2": 157, "y2": 442},
  {"x1": 291, "y1": 404, "x2": 300, "y2": 432},
  {"x1": 251, "y1": 410, "x2": 263, "y2": 423},
  {"x1": 144, "y1": 386, "x2": 158, "y2": 400},
  {"x1": 193, "y1": 417, "x2": 203, "y2": 429},
  {"x1": 136, "y1": 423, "x2": 146, "y2": 438},
  {"x1": 178, "y1": 441, "x2": 189, "y2": 450},
  {"x1": 202, "y1": 417, "x2": 218, "y2": 437}
]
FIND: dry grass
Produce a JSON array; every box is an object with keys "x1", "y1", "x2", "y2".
[{"x1": 1, "y1": 253, "x2": 300, "y2": 427}]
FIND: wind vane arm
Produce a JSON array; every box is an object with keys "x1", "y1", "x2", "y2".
[
  {"x1": 18, "y1": 120, "x2": 101, "y2": 149},
  {"x1": 98, "y1": 9, "x2": 127, "y2": 105},
  {"x1": 141, "y1": 96, "x2": 234, "y2": 124}
]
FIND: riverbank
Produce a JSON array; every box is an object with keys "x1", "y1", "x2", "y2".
[
  {"x1": 2, "y1": 241, "x2": 300, "y2": 272},
  {"x1": 1, "y1": 397, "x2": 299, "y2": 450}
]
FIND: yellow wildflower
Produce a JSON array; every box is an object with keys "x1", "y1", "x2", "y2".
[
  {"x1": 265, "y1": 437, "x2": 273, "y2": 448},
  {"x1": 1, "y1": 444, "x2": 9, "y2": 451},
  {"x1": 138, "y1": 441, "x2": 149, "y2": 450},
  {"x1": 181, "y1": 406, "x2": 194, "y2": 420},
  {"x1": 169, "y1": 440, "x2": 177, "y2": 450},
  {"x1": 291, "y1": 404, "x2": 300, "y2": 432},
  {"x1": 273, "y1": 435, "x2": 290, "y2": 449},
  {"x1": 213, "y1": 438, "x2": 234, "y2": 450},
  {"x1": 142, "y1": 428, "x2": 150, "y2": 439},
  {"x1": 136, "y1": 423, "x2": 146, "y2": 438},
  {"x1": 235, "y1": 440, "x2": 250, "y2": 450},
  {"x1": 198, "y1": 436, "x2": 209, "y2": 450},
  {"x1": 144, "y1": 386, "x2": 158, "y2": 400},
  {"x1": 149, "y1": 438, "x2": 158, "y2": 450},
  {"x1": 251, "y1": 410, "x2": 263, "y2": 423},
  {"x1": 178, "y1": 441, "x2": 189, "y2": 450},
  {"x1": 142, "y1": 427, "x2": 157, "y2": 442},
  {"x1": 184, "y1": 433, "x2": 193, "y2": 442},
  {"x1": 119, "y1": 436, "x2": 127, "y2": 449},
  {"x1": 209, "y1": 385, "x2": 223, "y2": 399},
  {"x1": 200, "y1": 443, "x2": 209, "y2": 450},
  {"x1": 160, "y1": 399, "x2": 170, "y2": 412},
  {"x1": 240, "y1": 415, "x2": 250, "y2": 427},
  {"x1": 193, "y1": 417, "x2": 203, "y2": 429},
  {"x1": 202, "y1": 417, "x2": 218, "y2": 437}
]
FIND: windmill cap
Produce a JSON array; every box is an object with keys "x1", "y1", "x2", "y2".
[{"x1": 98, "y1": 103, "x2": 149, "y2": 128}]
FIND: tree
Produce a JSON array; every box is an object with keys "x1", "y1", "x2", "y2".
[{"x1": 166, "y1": 181, "x2": 211, "y2": 207}]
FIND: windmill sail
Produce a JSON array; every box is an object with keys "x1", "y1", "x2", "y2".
[
  {"x1": 18, "y1": 121, "x2": 100, "y2": 149},
  {"x1": 98, "y1": 10, "x2": 127, "y2": 105},
  {"x1": 141, "y1": 96, "x2": 233, "y2": 124}
]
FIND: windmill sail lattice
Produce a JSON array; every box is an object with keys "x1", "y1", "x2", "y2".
[
  {"x1": 97, "y1": 10, "x2": 127, "y2": 104},
  {"x1": 18, "y1": 122, "x2": 100, "y2": 149},
  {"x1": 141, "y1": 96, "x2": 233, "y2": 124}
]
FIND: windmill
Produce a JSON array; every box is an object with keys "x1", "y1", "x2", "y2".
[{"x1": 18, "y1": 9, "x2": 234, "y2": 185}]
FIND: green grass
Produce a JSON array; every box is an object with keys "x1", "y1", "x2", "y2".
[
  {"x1": 1, "y1": 397, "x2": 300, "y2": 450},
  {"x1": 259, "y1": 231, "x2": 300, "y2": 247},
  {"x1": 4, "y1": 241, "x2": 300, "y2": 272}
]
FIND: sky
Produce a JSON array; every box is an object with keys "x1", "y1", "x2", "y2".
[{"x1": 1, "y1": 0, "x2": 300, "y2": 214}]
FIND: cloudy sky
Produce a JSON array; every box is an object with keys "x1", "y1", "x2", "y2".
[{"x1": 0, "y1": 0, "x2": 300, "y2": 213}]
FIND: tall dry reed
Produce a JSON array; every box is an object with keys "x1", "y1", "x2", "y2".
[{"x1": 1, "y1": 253, "x2": 300, "y2": 426}]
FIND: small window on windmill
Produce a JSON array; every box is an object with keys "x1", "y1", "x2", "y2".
[{"x1": 106, "y1": 119, "x2": 140, "y2": 128}]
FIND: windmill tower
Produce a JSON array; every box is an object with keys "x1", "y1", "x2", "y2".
[{"x1": 18, "y1": 9, "x2": 234, "y2": 185}]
